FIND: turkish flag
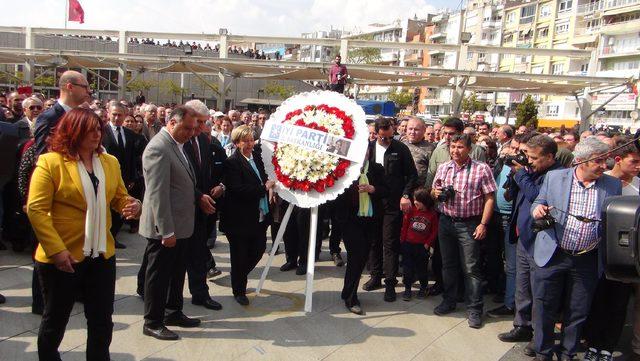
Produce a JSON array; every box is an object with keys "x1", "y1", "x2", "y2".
[{"x1": 68, "y1": 0, "x2": 85, "y2": 24}]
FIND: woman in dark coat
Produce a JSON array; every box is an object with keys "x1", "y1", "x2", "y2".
[
  {"x1": 220, "y1": 125, "x2": 274, "y2": 305},
  {"x1": 333, "y1": 149, "x2": 389, "y2": 314}
]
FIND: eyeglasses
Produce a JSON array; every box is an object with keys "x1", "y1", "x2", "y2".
[{"x1": 29, "y1": 105, "x2": 42, "y2": 110}]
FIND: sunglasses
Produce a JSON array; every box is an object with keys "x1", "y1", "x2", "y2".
[
  {"x1": 71, "y1": 82, "x2": 89, "y2": 90},
  {"x1": 29, "y1": 105, "x2": 42, "y2": 110}
]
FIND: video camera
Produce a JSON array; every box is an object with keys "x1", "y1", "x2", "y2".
[
  {"x1": 437, "y1": 185, "x2": 456, "y2": 203},
  {"x1": 504, "y1": 151, "x2": 530, "y2": 167}
]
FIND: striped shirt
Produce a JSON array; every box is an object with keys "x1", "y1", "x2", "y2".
[
  {"x1": 559, "y1": 171, "x2": 600, "y2": 252},
  {"x1": 433, "y1": 158, "x2": 497, "y2": 218}
]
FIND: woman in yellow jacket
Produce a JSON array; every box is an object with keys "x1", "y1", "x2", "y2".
[{"x1": 27, "y1": 108, "x2": 141, "y2": 361}]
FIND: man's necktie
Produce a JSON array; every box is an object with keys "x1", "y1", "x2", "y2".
[
  {"x1": 116, "y1": 126, "x2": 124, "y2": 149},
  {"x1": 191, "y1": 138, "x2": 201, "y2": 167}
]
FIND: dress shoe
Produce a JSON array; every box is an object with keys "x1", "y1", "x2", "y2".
[
  {"x1": 295, "y1": 265, "x2": 306, "y2": 275},
  {"x1": 192, "y1": 296, "x2": 222, "y2": 310},
  {"x1": 143, "y1": 325, "x2": 179, "y2": 340},
  {"x1": 362, "y1": 277, "x2": 382, "y2": 291},
  {"x1": 331, "y1": 253, "x2": 344, "y2": 267},
  {"x1": 346, "y1": 303, "x2": 364, "y2": 315},
  {"x1": 207, "y1": 267, "x2": 222, "y2": 279},
  {"x1": 280, "y1": 261, "x2": 297, "y2": 272},
  {"x1": 114, "y1": 241, "x2": 127, "y2": 249},
  {"x1": 234, "y1": 295, "x2": 250, "y2": 306},
  {"x1": 498, "y1": 326, "x2": 533, "y2": 342},
  {"x1": 0, "y1": 293, "x2": 5, "y2": 304},
  {"x1": 523, "y1": 341, "x2": 535, "y2": 357},
  {"x1": 427, "y1": 283, "x2": 443, "y2": 296},
  {"x1": 434, "y1": 302, "x2": 456, "y2": 316},
  {"x1": 416, "y1": 286, "x2": 427, "y2": 299},
  {"x1": 164, "y1": 311, "x2": 201, "y2": 328},
  {"x1": 383, "y1": 284, "x2": 396, "y2": 302},
  {"x1": 402, "y1": 289, "x2": 412, "y2": 301},
  {"x1": 468, "y1": 311, "x2": 483, "y2": 329},
  {"x1": 487, "y1": 305, "x2": 514, "y2": 318}
]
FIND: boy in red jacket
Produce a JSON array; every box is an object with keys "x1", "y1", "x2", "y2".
[{"x1": 400, "y1": 187, "x2": 438, "y2": 301}]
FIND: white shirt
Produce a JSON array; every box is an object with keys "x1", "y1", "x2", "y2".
[
  {"x1": 109, "y1": 122, "x2": 126, "y2": 147},
  {"x1": 606, "y1": 171, "x2": 640, "y2": 195},
  {"x1": 57, "y1": 99, "x2": 72, "y2": 112},
  {"x1": 375, "y1": 141, "x2": 389, "y2": 166}
]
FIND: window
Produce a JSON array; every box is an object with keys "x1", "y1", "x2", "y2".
[
  {"x1": 546, "y1": 105, "x2": 559, "y2": 116},
  {"x1": 558, "y1": 0, "x2": 573, "y2": 12},
  {"x1": 555, "y1": 22, "x2": 570, "y2": 34},
  {"x1": 580, "y1": 63, "x2": 589, "y2": 72},
  {"x1": 537, "y1": 27, "x2": 549, "y2": 38},
  {"x1": 551, "y1": 63, "x2": 565, "y2": 75},
  {"x1": 520, "y1": 5, "x2": 536, "y2": 23},
  {"x1": 540, "y1": 4, "x2": 551, "y2": 17},
  {"x1": 506, "y1": 11, "x2": 516, "y2": 24},
  {"x1": 504, "y1": 33, "x2": 514, "y2": 43},
  {"x1": 532, "y1": 66, "x2": 544, "y2": 74}
]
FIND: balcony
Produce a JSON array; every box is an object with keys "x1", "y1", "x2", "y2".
[
  {"x1": 429, "y1": 32, "x2": 446, "y2": 40},
  {"x1": 482, "y1": 20, "x2": 500, "y2": 28},
  {"x1": 403, "y1": 52, "x2": 422, "y2": 64},
  {"x1": 520, "y1": 16, "x2": 535, "y2": 24},
  {"x1": 601, "y1": 43, "x2": 640, "y2": 57},
  {"x1": 578, "y1": 1, "x2": 605, "y2": 15},
  {"x1": 429, "y1": 49, "x2": 446, "y2": 57},
  {"x1": 601, "y1": 18, "x2": 640, "y2": 35},
  {"x1": 431, "y1": 13, "x2": 449, "y2": 24}
]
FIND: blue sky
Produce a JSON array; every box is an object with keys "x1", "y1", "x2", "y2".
[{"x1": 4, "y1": 0, "x2": 457, "y2": 36}]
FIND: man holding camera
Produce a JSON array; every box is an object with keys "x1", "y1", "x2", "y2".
[
  {"x1": 431, "y1": 134, "x2": 496, "y2": 328},
  {"x1": 496, "y1": 134, "x2": 563, "y2": 355},
  {"x1": 329, "y1": 55, "x2": 348, "y2": 94},
  {"x1": 530, "y1": 137, "x2": 621, "y2": 360}
]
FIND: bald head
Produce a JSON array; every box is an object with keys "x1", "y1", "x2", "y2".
[
  {"x1": 58, "y1": 70, "x2": 89, "y2": 108},
  {"x1": 59, "y1": 70, "x2": 85, "y2": 88}
]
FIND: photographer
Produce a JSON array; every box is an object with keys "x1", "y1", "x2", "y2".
[
  {"x1": 328, "y1": 55, "x2": 348, "y2": 94},
  {"x1": 530, "y1": 137, "x2": 622, "y2": 360},
  {"x1": 431, "y1": 134, "x2": 496, "y2": 329},
  {"x1": 496, "y1": 134, "x2": 563, "y2": 356}
]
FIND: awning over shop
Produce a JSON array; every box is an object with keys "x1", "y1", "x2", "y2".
[
  {"x1": 538, "y1": 118, "x2": 579, "y2": 128},
  {"x1": 239, "y1": 98, "x2": 283, "y2": 106}
]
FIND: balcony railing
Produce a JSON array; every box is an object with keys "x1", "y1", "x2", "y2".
[
  {"x1": 578, "y1": 0, "x2": 640, "y2": 14},
  {"x1": 601, "y1": 43, "x2": 640, "y2": 56},
  {"x1": 520, "y1": 16, "x2": 534, "y2": 24}
]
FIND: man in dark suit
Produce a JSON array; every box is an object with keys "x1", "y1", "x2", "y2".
[
  {"x1": 181, "y1": 100, "x2": 223, "y2": 310},
  {"x1": 139, "y1": 106, "x2": 215, "y2": 340},
  {"x1": 33, "y1": 70, "x2": 90, "y2": 157},
  {"x1": 363, "y1": 117, "x2": 418, "y2": 302},
  {"x1": 102, "y1": 102, "x2": 143, "y2": 249}
]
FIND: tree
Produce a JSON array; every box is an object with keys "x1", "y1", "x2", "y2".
[
  {"x1": 387, "y1": 87, "x2": 413, "y2": 108},
  {"x1": 461, "y1": 92, "x2": 487, "y2": 114},
  {"x1": 516, "y1": 95, "x2": 539, "y2": 128},
  {"x1": 161, "y1": 79, "x2": 187, "y2": 102},
  {"x1": 127, "y1": 78, "x2": 157, "y2": 93},
  {"x1": 347, "y1": 34, "x2": 381, "y2": 64},
  {"x1": 262, "y1": 81, "x2": 295, "y2": 100}
]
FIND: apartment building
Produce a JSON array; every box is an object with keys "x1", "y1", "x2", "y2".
[
  {"x1": 298, "y1": 29, "x2": 346, "y2": 63},
  {"x1": 421, "y1": 10, "x2": 464, "y2": 116},
  {"x1": 344, "y1": 18, "x2": 428, "y2": 100}
]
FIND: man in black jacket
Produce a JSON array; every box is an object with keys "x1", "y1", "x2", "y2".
[
  {"x1": 497, "y1": 134, "x2": 563, "y2": 356},
  {"x1": 33, "y1": 70, "x2": 90, "y2": 157},
  {"x1": 102, "y1": 102, "x2": 144, "y2": 248},
  {"x1": 363, "y1": 117, "x2": 418, "y2": 302},
  {"x1": 181, "y1": 100, "x2": 223, "y2": 310}
]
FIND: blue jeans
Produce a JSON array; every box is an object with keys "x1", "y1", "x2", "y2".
[
  {"x1": 439, "y1": 215, "x2": 483, "y2": 312},
  {"x1": 514, "y1": 241, "x2": 534, "y2": 329},
  {"x1": 496, "y1": 213, "x2": 516, "y2": 309}
]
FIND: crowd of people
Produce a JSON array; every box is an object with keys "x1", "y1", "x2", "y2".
[{"x1": 0, "y1": 70, "x2": 639, "y2": 361}]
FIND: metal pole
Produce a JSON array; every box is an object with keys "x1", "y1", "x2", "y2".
[
  {"x1": 256, "y1": 202, "x2": 294, "y2": 294},
  {"x1": 579, "y1": 85, "x2": 629, "y2": 133},
  {"x1": 64, "y1": 0, "x2": 68, "y2": 29},
  {"x1": 304, "y1": 206, "x2": 319, "y2": 313},
  {"x1": 117, "y1": 30, "x2": 127, "y2": 100}
]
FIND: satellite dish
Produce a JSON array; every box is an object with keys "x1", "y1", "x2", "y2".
[{"x1": 631, "y1": 110, "x2": 639, "y2": 121}]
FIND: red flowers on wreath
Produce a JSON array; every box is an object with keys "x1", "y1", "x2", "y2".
[{"x1": 272, "y1": 105, "x2": 357, "y2": 193}]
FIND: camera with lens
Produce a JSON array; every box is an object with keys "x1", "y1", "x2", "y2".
[
  {"x1": 532, "y1": 214, "x2": 556, "y2": 233},
  {"x1": 505, "y1": 151, "x2": 530, "y2": 167},
  {"x1": 437, "y1": 185, "x2": 456, "y2": 203}
]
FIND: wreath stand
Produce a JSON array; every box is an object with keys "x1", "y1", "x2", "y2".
[{"x1": 256, "y1": 203, "x2": 318, "y2": 312}]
